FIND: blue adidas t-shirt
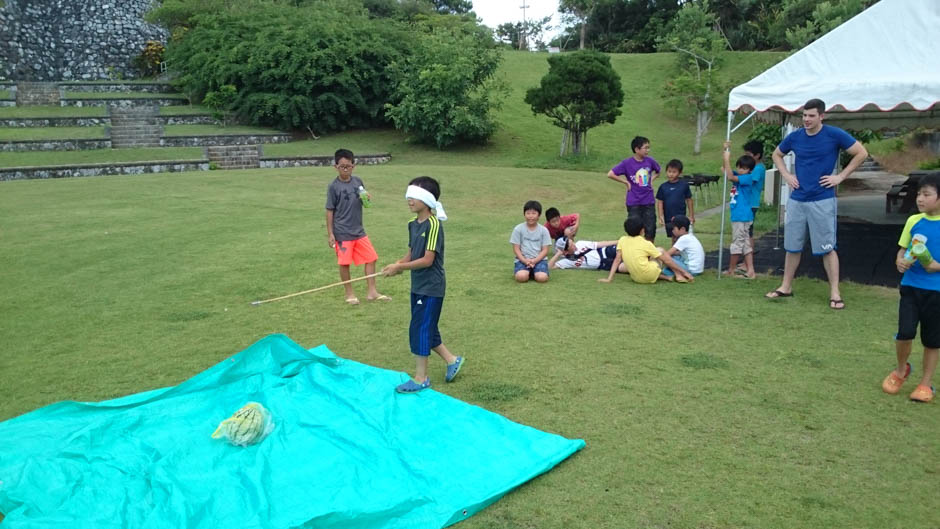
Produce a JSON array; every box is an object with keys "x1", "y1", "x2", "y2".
[
  {"x1": 729, "y1": 171, "x2": 753, "y2": 222},
  {"x1": 899, "y1": 213, "x2": 940, "y2": 292},
  {"x1": 655, "y1": 179, "x2": 692, "y2": 222},
  {"x1": 749, "y1": 163, "x2": 766, "y2": 208},
  {"x1": 778, "y1": 125, "x2": 857, "y2": 202}
]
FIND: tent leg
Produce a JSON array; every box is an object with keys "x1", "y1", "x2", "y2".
[{"x1": 717, "y1": 110, "x2": 733, "y2": 279}]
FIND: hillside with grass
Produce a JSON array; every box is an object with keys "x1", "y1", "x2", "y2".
[{"x1": 0, "y1": 50, "x2": 786, "y2": 172}]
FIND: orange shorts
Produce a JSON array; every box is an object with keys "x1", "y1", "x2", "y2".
[{"x1": 334, "y1": 236, "x2": 378, "y2": 266}]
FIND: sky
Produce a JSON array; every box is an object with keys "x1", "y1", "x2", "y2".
[{"x1": 471, "y1": 0, "x2": 564, "y2": 41}]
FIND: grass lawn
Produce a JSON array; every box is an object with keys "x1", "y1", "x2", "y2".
[
  {"x1": 0, "y1": 105, "x2": 211, "y2": 118},
  {"x1": 1, "y1": 165, "x2": 935, "y2": 528},
  {"x1": 0, "y1": 89, "x2": 10, "y2": 99},
  {"x1": 0, "y1": 147, "x2": 204, "y2": 167},
  {"x1": 0, "y1": 126, "x2": 107, "y2": 140},
  {"x1": 164, "y1": 124, "x2": 287, "y2": 136}
]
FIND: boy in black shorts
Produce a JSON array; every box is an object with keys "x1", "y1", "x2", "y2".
[{"x1": 882, "y1": 174, "x2": 940, "y2": 402}]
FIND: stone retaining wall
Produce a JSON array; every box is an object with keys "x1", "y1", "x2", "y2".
[
  {"x1": 161, "y1": 134, "x2": 293, "y2": 147},
  {"x1": 58, "y1": 82, "x2": 173, "y2": 93},
  {"x1": 15, "y1": 81, "x2": 60, "y2": 105},
  {"x1": 259, "y1": 154, "x2": 392, "y2": 168},
  {"x1": 0, "y1": 160, "x2": 208, "y2": 181},
  {"x1": 0, "y1": 100, "x2": 17, "y2": 107},
  {"x1": 0, "y1": 139, "x2": 111, "y2": 152},
  {"x1": 0, "y1": 0, "x2": 168, "y2": 81},
  {"x1": 61, "y1": 97, "x2": 187, "y2": 108},
  {"x1": 0, "y1": 115, "x2": 216, "y2": 127}
]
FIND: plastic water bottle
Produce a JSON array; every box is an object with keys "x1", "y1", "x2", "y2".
[{"x1": 358, "y1": 185, "x2": 371, "y2": 208}]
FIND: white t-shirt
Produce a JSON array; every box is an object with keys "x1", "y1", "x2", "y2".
[
  {"x1": 555, "y1": 241, "x2": 602, "y2": 269},
  {"x1": 674, "y1": 233, "x2": 705, "y2": 274}
]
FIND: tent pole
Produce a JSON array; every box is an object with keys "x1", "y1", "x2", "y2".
[{"x1": 717, "y1": 110, "x2": 733, "y2": 278}]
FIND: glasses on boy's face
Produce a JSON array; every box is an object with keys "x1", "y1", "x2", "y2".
[{"x1": 337, "y1": 164, "x2": 354, "y2": 170}]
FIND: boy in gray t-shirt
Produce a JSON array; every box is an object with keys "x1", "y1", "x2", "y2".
[
  {"x1": 510, "y1": 200, "x2": 552, "y2": 283},
  {"x1": 325, "y1": 148, "x2": 387, "y2": 305}
]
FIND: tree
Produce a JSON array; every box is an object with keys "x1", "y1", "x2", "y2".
[
  {"x1": 783, "y1": 0, "x2": 870, "y2": 49},
  {"x1": 495, "y1": 16, "x2": 552, "y2": 50},
  {"x1": 430, "y1": 0, "x2": 472, "y2": 15},
  {"x1": 558, "y1": 0, "x2": 598, "y2": 50},
  {"x1": 385, "y1": 16, "x2": 506, "y2": 148},
  {"x1": 657, "y1": 1, "x2": 727, "y2": 155},
  {"x1": 524, "y1": 50, "x2": 624, "y2": 156}
]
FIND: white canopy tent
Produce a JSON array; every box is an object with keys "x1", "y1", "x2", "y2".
[{"x1": 716, "y1": 0, "x2": 940, "y2": 276}]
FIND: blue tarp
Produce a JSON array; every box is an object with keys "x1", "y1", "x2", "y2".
[{"x1": 0, "y1": 334, "x2": 584, "y2": 528}]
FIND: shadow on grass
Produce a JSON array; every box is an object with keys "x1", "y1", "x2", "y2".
[{"x1": 163, "y1": 310, "x2": 213, "y2": 323}]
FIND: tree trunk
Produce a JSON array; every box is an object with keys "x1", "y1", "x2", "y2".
[
  {"x1": 694, "y1": 110, "x2": 711, "y2": 155},
  {"x1": 571, "y1": 128, "x2": 582, "y2": 155},
  {"x1": 579, "y1": 23, "x2": 586, "y2": 50},
  {"x1": 560, "y1": 129, "x2": 569, "y2": 156}
]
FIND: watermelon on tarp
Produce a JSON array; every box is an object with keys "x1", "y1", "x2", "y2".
[{"x1": 0, "y1": 334, "x2": 584, "y2": 529}]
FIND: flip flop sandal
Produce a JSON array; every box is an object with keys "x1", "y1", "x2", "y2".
[
  {"x1": 368, "y1": 294, "x2": 392, "y2": 302},
  {"x1": 765, "y1": 290, "x2": 793, "y2": 299},
  {"x1": 829, "y1": 299, "x2": 845, "y2": 310},
  {"x1": 345, "y1": 297, "x2": 360, "y2": 305}
]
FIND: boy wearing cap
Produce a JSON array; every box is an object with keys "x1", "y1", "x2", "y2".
[
  {"x1": 382, "y1": 176, "x2": 462, "y2": 394},
  {"x1": 663, "y1": 215, "x2": 705, "y2": 277},
  {"x1": 548, "y1": 236, "x2": 622, "y2": 272}
]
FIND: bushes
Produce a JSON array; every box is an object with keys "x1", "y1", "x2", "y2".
[
  {"x1": 165, "y1": 4, "x2": 409, "y2": 132},
  {"x1": 384, "y1": 16, "x2": 505, "y2": 148}
]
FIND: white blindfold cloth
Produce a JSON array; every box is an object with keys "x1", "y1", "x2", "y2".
[{"x1": 405, "y1": 185, "x2": 447, "y2": 221}]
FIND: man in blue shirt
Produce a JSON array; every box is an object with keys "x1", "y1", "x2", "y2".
[{"x1": 765, "y1": 98, "x2": 868, "y2": 310}]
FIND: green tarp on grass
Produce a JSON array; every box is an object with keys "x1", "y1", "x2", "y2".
[{"x1": 0, "y1": 334, "x2": 584, "y2": 528}]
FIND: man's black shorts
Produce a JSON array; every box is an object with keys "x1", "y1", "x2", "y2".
[{"x1": 897, "y1": 285, "x2": 940, "y2": 348}]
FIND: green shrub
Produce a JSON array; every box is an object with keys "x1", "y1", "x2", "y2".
[
  {"x1": 203, "y1": 85, "x2": 237, "y2": 126},
  {"x1": 132, "y1": 40, "x2": 166, "y2": 78},
  {"x1": 166, "y1": 4, "x2": 410, "y2": 132},
  {"x1": 385, "y1": 16, "x2": 505, "y2": 148},
  {"x1": 919, "y1": 158, "x2": 940, "y2": 170}
]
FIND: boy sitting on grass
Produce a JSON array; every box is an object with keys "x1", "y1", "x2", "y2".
[
  {"x1": 599, "y1": 217, "x2": 693, "y2": 284},
  {"x1": 882, "y1": 173, "x2": 940, "y2": 403},
  {"x1": 722, "y1": 141, "x2": 757, "y2": 279},
  {"x1": 511, "y1": 200, "x2": 552, "y2": 283},
  {"x1": 662, "y1": 215, "x2": 705, "y2": 277}
]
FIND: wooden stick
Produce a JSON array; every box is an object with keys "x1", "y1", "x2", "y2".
[{"x1": 251, "y1": 272, "x2": 383, "y2": 306}]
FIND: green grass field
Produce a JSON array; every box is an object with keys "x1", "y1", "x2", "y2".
[{"x1": 1, "y1": 164, "x2": 936, "y2": 528}]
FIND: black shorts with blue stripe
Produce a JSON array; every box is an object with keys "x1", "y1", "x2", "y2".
[{"x1": 410, "y1": 293, "x2": 444, "y2": 356}]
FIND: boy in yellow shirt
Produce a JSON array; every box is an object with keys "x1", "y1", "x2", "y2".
[{"x1": 599, "y1": 217, "x2": 694, "y2": 284}]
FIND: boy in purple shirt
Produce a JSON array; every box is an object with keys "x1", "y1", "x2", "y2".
[{"x1": 608, "y1": 135, "x2": 660, "y2": 241}]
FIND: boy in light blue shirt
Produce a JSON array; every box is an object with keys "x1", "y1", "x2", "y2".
[
  {"x1": 722, "y1": 141, "x2": 757, "y2": 278},
  {"x1": 882, "y1": 173, "x2": 940, "y2": 403}
]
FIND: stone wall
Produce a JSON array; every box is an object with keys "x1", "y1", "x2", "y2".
[
  {"x1": 206, "y1": 145, "x2": 262, "y2": 170},
  {"x1": 15, "y1": 81, "x2": 60, "y2": 105},
  {"x1": 0, "y1": 0, "x2": 168, "y2": 81}
]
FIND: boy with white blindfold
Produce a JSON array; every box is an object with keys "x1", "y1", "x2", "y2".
[{"x1": 382, "y1": 176, "x2": 462, "y2": 393}]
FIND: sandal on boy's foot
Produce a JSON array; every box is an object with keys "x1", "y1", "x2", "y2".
[
  {"x1": 909, "y1": 384, "x2": 935, "y2": 403},
  {"x1": 445, "y1": 356, "x2": 464, "y2": 383},
  {"x1": 396, "y1": 378, "x2": 431, "y2": 394},
  {"x1": 829, "y1": 299, "x2": 846, "y2": 310},
  {"x1": 882, "y1": 362, "x2": 911, "y2": 394},
  {"x1": 345, "y1": 297, "x2": 360, "y2": 305},
  {"x1": 765, "y1": 290, "x2": 793, "y2": 299}
]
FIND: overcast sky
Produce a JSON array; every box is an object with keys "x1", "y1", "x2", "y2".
[{"x1": 471, "y1": 0, "x2": 563, "y2": 39}]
